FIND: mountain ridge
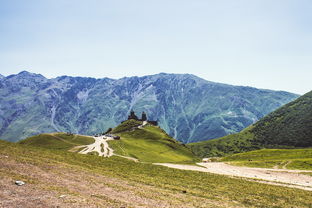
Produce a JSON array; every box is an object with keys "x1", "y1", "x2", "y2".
[
  {"x1": 9, "y1": 71, "x2": 301, "y2": 94},
  {"x1": 0, "y1": 71, "x2": 299, "y2": 143}
]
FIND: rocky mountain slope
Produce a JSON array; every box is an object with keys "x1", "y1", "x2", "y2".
[
  {"x1": 189, "y1": 91, "x2": 312, "y2": 157},
  {"x1": 0, "y1": 71, "x2": 298, "y2": 143}
]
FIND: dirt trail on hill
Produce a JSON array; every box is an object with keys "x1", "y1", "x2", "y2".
[
  {"x1": 154, "y1": 162, "x2": 312, "y2": 191},
  {"x1": 138, "y1": 121, "x2": 148, "y2": 129},
  {"x1": 79, "y1": 136, "x2": 114, "y2": 157}
]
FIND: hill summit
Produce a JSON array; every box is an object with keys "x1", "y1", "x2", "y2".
[
  {"x1": 126, "y1": 110, "x2": 158, "y2": 126},
  {"x1": 19, "y1": 113, "x2": 198, "y2": 163},
  {"x1": 108, "y1": 117, "x2": 198, "y2": 163}
]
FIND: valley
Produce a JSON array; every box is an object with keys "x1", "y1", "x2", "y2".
[
  {"x1": 0, "y1": 73, "x2": 311, "y2": 207},
  {"x1": 16, "y1": 118, "x2": 312, "y2": 193},
  {"x1": 188, "y1": 90, "x2": 312, "y2": 157},
  {"x1": 2, "y1": 1, "x2": 312, "y2": 207}
]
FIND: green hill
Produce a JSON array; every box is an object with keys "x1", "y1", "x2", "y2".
[
  {"x1": 109, "y1": 120, "x2": 198, "y2": 163},
  {"x1": 189, "y1": 90, "x2": 312, "y2": 157},
  {"x1": 18, "y1": 132, "x2": 94, "y2": 150},
  {"x1": 110, "y1": 119, "x2": 142, "y2": 134},
  {"x1": 18, "y1": 120, "x2": 198, "y2": 163}
]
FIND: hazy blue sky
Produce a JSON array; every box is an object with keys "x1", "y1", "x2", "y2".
[{"x1": 1, "y1": 0, "x2": 311, "y2": 94}]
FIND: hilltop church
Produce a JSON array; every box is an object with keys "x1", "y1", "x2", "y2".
[{"x1": 127, "y1": 110, "x2": 158, "y2": 126}]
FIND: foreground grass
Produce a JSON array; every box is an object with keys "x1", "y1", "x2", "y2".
[
  {"x1": 1, "y1": 140, "x2": 311, "y2": 207},
  {"x1": 109, "y1": 125, "x2": 198, "y2": 163},
  {"x1": 221, "y1": 148, "x2": 312, "y2": 170}
]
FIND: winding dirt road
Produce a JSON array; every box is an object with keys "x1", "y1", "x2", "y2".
[
  {"x1": 79, "y1": 136, "x2": 114, "y2": 157},
  {"x1": 154, "y1": 162, "x2": 312, "y2": 191}
]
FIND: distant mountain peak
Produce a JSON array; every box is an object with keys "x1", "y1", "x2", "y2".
[
  {"x1": 3, "y1": 71, "x2": 47, "y2": 88},
  {"x1": 17, "y1": 70, "x2": 46, "y2": 78},
  {"x1": 18, "y1": 70, "x2": 32, "y2": 75}
]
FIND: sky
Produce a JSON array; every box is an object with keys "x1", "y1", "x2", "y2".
[{"x1": 0, "y1": 0, "x2": 311, "y2": 94}]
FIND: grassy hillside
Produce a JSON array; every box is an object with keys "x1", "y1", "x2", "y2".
[
  {"x1": 1, "y1": 140, "x2": 311, "y2": 207},
  {"x1": 189, "y1": 90, "x2": 312, "y2": 157},
  {"x1": 18, "y1": 120, "x2": 198, "y2": 163},
  {"x1": 109, "y1": 120, "x2": 198, "y2": 163},
  {"x1": 18, "y1": 132, "x2": 94, "y2": 150},
  {"x1": 221, "y1": 148, "x2": 312, "y2": 170},
  {"x1": 110, "y1": 119, "x2": 142, "y2": 133},
  {"x1": 188, "y1": 127, "x2": 258, "y2": 157},
  {"x1": 251, "y1": 90, "x2": 312, "y2": 147}
]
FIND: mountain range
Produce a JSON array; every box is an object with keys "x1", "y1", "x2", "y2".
[{"x1": 0, "y1": 71, "x2": 299, "y2": 143}]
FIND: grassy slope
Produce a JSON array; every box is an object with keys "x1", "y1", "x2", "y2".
[
  {"x1": 110, "y1": 119, "x2": 142, "y2": 134},
  {"x1": 251, "y1": 90, "x2": 312, "y2": 147},
  {"x1": 188, "y1": 127, "x2": 258, "y2": 157},
  {"x1": 109, "y1": 122, "x2": 198, "y2": 163},
  {"x1": 221, "y1": 148, "x2": 312, "y2": 170},
  {"x1": 1, "y1": 140, "x2": 311, "y2": 208},
  {"x1": 189, "y1": 90, "x2": 312, "y2": 157},
  {"x1": 18, "y1": 132, "x2": 94, "y2": 150}
]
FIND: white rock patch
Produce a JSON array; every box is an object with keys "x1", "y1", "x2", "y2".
[{"x1": 79, "y1": 135, "x2": 114, "y2": 157}]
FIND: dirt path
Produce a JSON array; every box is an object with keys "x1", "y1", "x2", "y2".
[
  {"x1": 282, "y1": 160, "x2": 292, "y2": 169},
  {"x1": 138, "y1": 121, "x2": 148, "y2": 129},
  {"x1": 79, "y1": 136, "x2": 114, "y2": 157},
  {"x1": 76, "y1": 135, "x2": 140, "y2": 162},
  {"x1": 154, "y1": 162, "x2": 312, "y2": 191}
]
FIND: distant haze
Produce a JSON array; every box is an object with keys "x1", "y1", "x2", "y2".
[{"x1": 1, "y1": 0, "x2": 312, "y2": 94}]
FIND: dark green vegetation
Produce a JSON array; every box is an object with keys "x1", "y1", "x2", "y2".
[
  {"x1": 251, "y1": 91, "x2": 312, "y2": 147},
  {"x1": 18, "y1": 132, "x2": 94, "y2": 150},
  {"x1": 0, "y1": 71, "x2": 298, "y2": 143},
  {"x1": 109, "y1": 120, "x2": 198, "y2": 163},
  {"x1": 188, "y1": 127, "x2": 257, "y2": 157},
  {"x1": 1, "y1": 140, "x2": 311, "y2": 207},
  {"x1": 189, "y1": 91, "x2": 312, "y2": 157},
  {"x1": 221, "y1": 148, "x2": 312, "y2": 170}
]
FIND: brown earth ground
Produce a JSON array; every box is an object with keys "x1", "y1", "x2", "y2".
[{"x1": 0, "y1": 154, "x2": 240, "y2": 208}]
